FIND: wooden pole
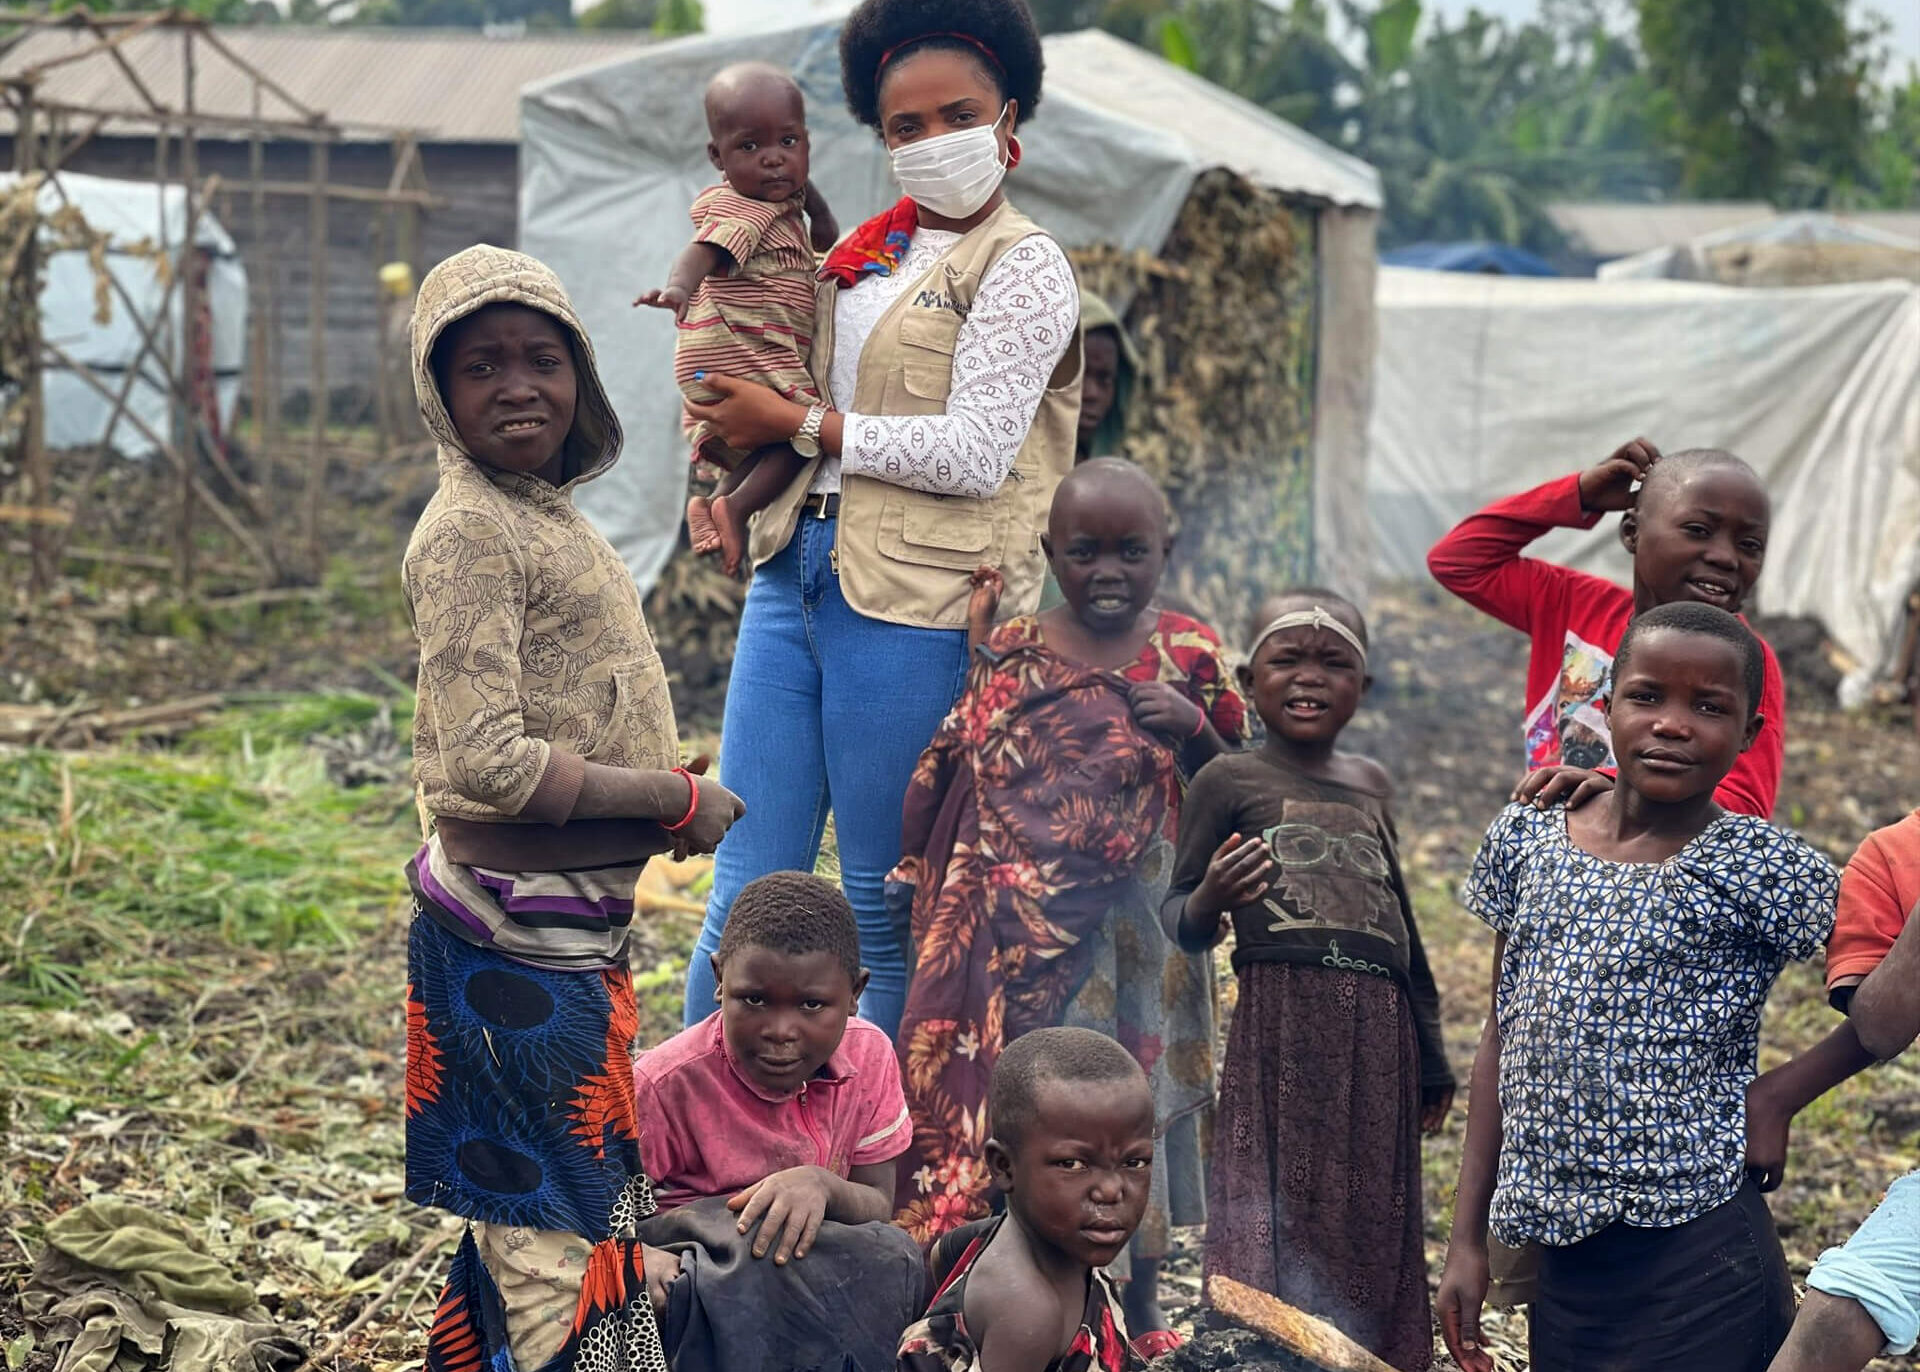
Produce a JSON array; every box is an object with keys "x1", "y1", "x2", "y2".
[
  {"x1": 175, "y1": 27, "x2": 197, "y2": 597},
  {"x1": 304, "y1": 136, "x2": 327, "y2": 579},
  {"x1": 372, "y1": 209, "x2": 392, "y2": 458},
  {"x1": 42, "y1": 339, "x2": 276, "y2": 579},
  {"x1": 15, "y1": 88, "x2": 53, "y2": 595},
  {"x1": 249, "y1": 80, "x2": 271, "y2": 514}
]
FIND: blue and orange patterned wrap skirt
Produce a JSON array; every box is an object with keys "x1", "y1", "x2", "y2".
[{"x1": 405, "y1": 913, "x2": 668, "y2": 1372}]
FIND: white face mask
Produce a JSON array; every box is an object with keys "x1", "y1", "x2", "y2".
[{"x1": 889, "y1": 105, "x2": 1011, "y2": 220}]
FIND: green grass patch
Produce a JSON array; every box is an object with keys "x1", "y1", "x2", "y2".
[
  {"x1": 0, "y1": 743, "x2": 419, "y2": 1008},
  {"x1": 186, "y1": 690, "x2": 414, "y2": 755}
]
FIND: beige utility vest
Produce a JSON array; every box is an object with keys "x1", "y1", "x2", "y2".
[{"x1": 747, "y1": 200, "x2": 1083, "y2": 630}]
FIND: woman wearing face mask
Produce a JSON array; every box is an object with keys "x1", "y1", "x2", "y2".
[{"x1": 680, "y1": 0, "x2": 1081, "y2": 1043}]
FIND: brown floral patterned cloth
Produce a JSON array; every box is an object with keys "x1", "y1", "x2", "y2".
[{"x1": 890, "y1": 612, "x2": 1247, "y2": 1249}]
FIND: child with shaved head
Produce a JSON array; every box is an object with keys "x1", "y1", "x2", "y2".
[
  {"x1": 899, "y1": 1027, "x2": 1169, "y2": 1371},
  {"x1": 1428, "y1": 440, "x2": 1800, "y2": 1316},
  {"x1": 1428, "y1": 439, "x2": 1784, "y2": 817},
  {"x1": 892, "y1": 459, "x2": 1247, "y2": 1336},
  {"x1": 636, "y1": 62, "x2": 840, "y2": 575}
]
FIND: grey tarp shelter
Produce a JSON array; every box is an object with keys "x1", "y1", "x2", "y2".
[{"x1": 519, "y1": 25, "x2": 1382, "y2": 600}]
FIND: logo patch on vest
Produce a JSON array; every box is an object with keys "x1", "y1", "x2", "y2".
[{"x1": 912, "y1": 287, "x2": 964, "y2": 313}]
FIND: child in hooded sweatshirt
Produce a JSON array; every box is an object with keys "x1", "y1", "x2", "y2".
[{"x1": 401, "y1": 244, "x2": 744, "y2": 1372}]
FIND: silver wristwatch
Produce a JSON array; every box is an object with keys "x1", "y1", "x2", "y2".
[{"x1": 791, "y1": 404, "x2": 827, "y2": 459}]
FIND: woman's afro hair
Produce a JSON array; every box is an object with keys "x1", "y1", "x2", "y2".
[{"x1": 839, "y1": 0, "x2": 1045, "y2": 132}]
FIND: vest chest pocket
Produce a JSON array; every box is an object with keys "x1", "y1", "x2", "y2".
[
  {"x1": 897, "y1": 307, "x2": 963, "y2": 402},
  {"x1": 875, "y1": 499, "x2": 999, "y2": 572}
]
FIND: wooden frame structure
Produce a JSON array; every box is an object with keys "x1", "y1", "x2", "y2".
[{"x1": 0, "y1": 8, "x2": 442, "y2": 598}]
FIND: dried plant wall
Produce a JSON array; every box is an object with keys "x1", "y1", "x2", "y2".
[
  {"x1": 646, "y1": 168, "x2": 1322, "y2": 723},
  {"x1": 1073, "y1": 169, "x2": 1319, "y2": 648}
]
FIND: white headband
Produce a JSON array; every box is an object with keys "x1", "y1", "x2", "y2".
[{"x1": 1246, "y1": 606, "x2": 1368, "y2": 666}]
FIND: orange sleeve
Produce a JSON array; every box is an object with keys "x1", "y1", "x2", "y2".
[{"x1": 1828, "y1": 830, "x2": 1913, "y2": 989}]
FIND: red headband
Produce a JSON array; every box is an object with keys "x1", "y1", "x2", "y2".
[{"x1": 877, "y1": 31, "x2": 1006, "y2": 82}]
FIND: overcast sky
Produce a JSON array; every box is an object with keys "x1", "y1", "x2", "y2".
[{"x1": 1423, "y1": 0, "x2": 1920, "y2": 70}]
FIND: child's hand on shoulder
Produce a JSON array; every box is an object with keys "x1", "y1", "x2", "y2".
[
  {"x1": 634, "y1": 285, "x2": 691, "y2": 321},
  {"x1": 1191, "y1": 833, "x2": 1272, "y2": 919},
  {"x1": 1577, "y1": 437, "x2": 1661, "y2": 513},
  {"x1": 1513, "y1": 765, "x2": 1614, "y2": 811},
  {"x1": 727, "y1": 1166, "x2": 836, "y2": 1264},
  {"x1": 1128, "y1": 681, "x2": 1205, "y2": 741}
]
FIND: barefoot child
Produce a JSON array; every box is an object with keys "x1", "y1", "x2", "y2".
[
  {"x1": 632, "y1": 872, "x2": 927, "y2": 1370},
  {"x1": 897, "y1": 1027, "x2": 1169, "y2": 1371},
  {"x1": 891, "y1": 459, "x2": 1246, "y2": 1335},
  {"x1": 1428, "y1": 440, "x2": 1785, "y2": 816},
  {"x1": 402, "y1": 245, "x2": 745, "y2": 1372},
  {"x1": 1438, "y1": 602, "x2": 1839, "y2": 1372},
  {"x1": 635, "y1": 62, "x2": 839, "y2": 575},
  {"x1": 1164, "y1": 590, "x2": 1454, "y2": 1371}
]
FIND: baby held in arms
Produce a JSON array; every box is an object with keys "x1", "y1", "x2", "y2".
[{"x1": 636, "y1": 62, "x2": 839, "y2": 575}]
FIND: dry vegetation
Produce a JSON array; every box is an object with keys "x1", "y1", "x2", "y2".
[{"x1": 3, "y1": 460, "x2": 1917, "y2": 1369}]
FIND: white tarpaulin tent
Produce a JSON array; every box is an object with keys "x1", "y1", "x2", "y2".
[
  {"x1": 2, "y1": 170, "x2": 247, "y2": 455},
  {"x1": 1599, "y1": 210, "x2": 1920, "y2": 281},
  {"x1": 520, "y1": 24, "x2": 1381, "y2": 597},
  {"x1": 1369, "y1": 266, "x2": 1920, "y2": 700}
]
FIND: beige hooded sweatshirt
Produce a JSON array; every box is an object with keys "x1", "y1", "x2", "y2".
[{"x1": 403, "y1": 245, "x2": 679, "y2": 874}]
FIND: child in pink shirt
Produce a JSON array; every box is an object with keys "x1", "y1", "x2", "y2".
[
  {"x1": 636, "y1": 870, "x2": 911, "y2": 1223},
  {"x1": 632, "y1": 872, "x2": 924, "y2": 1371}
]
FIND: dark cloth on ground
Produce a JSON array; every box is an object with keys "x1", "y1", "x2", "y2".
[
  {"x1": 20, "y1": 1200, "x2": 303, "y2": 1372},
  {"x1": 1201, "y1": 962, "x2": 1433, "y2": 1372},
  {"x1": 1529, "y1": 1181, "x2": 1794, "y2": 1372},
  {"x1": 637, "y1": 1196, "x2": 925, "y2": 1372}
]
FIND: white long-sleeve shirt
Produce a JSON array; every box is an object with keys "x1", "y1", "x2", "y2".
[{"x1": 813, "y1": 230, "x2": 1079, "y2": 499}]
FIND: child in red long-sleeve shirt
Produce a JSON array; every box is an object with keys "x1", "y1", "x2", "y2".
[{"x1": 1427, "y1": 438, "x2": 1785, "y2": 818}]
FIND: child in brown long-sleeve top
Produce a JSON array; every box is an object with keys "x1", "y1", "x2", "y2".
[{"x1": 401, "y1": 244, "x2": 744, "y2": 1372}]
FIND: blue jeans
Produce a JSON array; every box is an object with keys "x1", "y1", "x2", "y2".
[{"x1": 684, "y1": 515, "x2": 969, "y2": 1038}]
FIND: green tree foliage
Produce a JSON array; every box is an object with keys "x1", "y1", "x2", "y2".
[
  {"x1": 1039, "y1": 0, "x2": 1915, "y2": 246},
  {"x1": 1637, "y1": 0, "x2": 1875, "y2": 203},
  {"x1": 352, "y1": 0, "x2": 570, "y2": 26},
  {"x1": 1863, "y1": 69, "x2": 1920, "y2": 207},
  {"x1": 578, "y1": 0, "x2": 658, "y2": 28},
  {"x1": 651, "y1": 0, "x2": 702, "y2": 35}
]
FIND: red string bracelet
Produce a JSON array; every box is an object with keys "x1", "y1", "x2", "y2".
[{"x1": 662, "y1": 767, "x2": 700, "y2": 832}]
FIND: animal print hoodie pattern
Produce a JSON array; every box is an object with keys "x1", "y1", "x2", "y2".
[{"x1": 403, "y1": 245, "x2": 678, "y2": 841}]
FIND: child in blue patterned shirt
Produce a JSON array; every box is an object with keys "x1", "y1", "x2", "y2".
[{"x1": 1437, "y1": 601, "x2": 1839, "y2": 1372}]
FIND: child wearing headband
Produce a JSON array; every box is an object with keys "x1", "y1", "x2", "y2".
[{"x1": 1164, "y1": 589, "x2": 1454, "y2": 1371}]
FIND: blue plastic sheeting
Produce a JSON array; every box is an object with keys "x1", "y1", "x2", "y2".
[{"x1": 1380, "y1": 241, "x2": 1560, "y2": 275}]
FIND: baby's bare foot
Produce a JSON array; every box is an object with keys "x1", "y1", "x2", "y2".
[
  {"x1": 711, "y1": 495, "x2": 749, "y2": 578},
  {"x1": 687, "y1": 496, "x2": 723, "y2": 556}
]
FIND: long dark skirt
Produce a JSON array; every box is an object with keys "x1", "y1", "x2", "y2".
[
  {"x1": 1531, "y1": 1181, "x2": 1794, "y2": 1372},
  {"x1": 1203, "y1": 963, "x2": 1431, "y2": 1372},
  {"x1": 405, "y1": 914, "x2": 668, "y2": 1372}
]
